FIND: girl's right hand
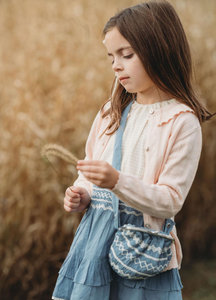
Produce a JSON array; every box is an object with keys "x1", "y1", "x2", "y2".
[{"x1": 64, "y1": 186, "x2": 91, "y2": 213}]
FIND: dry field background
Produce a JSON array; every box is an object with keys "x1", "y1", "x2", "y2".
[{"x1": 0, "y1": 0, "x2": 215, "y2": 299}]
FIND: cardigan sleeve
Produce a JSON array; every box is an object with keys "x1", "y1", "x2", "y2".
[
  {"x1": 73, "y1": 109, "x2": 102, "y2": 197},
  {"x1": 111, "y1": 113, "x2": 202, "y2": 219}
]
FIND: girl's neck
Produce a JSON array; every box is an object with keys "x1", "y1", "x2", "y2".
[{"x1": 136, "y1": 87, "x2": 173, "y2": 105}]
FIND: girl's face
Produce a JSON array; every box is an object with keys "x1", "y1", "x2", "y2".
[{"x1": 104, "y1": 27, "x2": 155, "y2": 98}]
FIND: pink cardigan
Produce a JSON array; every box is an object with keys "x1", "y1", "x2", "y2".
[{"x1": 74, "y1": 100, "x2": 202, "y2": 271}]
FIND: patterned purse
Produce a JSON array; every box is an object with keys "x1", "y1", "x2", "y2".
[{"x1": 108, "y1": 101, "x2": 175, "y2": 280}]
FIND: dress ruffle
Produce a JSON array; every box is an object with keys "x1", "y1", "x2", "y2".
[
  {"x1": 58, "y1": 251, "x2": 182, "y2": 291},
  {"x1": 52, "y1": 269, "x2": 183, "y2": 300},
  {"x1": 59, "y1": 254, "x2": 113, "y2": 286}
]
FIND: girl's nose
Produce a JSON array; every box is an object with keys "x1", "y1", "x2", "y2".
[{"x1": 112, "y1": 59, "x2": 123, "y2": 72}]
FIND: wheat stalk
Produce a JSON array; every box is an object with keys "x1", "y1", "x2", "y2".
[{"x1": 41, "y1": 144, "x2": 78, "y2": 165}]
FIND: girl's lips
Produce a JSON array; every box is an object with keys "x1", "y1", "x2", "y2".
[{"x1": 119, "y1": 77, "x2": 129, "y2": 82}]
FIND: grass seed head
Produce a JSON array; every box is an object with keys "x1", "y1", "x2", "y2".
[{"x1": 41, "y1": 144, "x2": 79, "y2": 166}]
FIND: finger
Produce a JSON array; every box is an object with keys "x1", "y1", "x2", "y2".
[
  {"x1": 72, "y1": 186, "x2": 90, "y2": 196},
  {"x1": 64, "y1": 204, "x2": 78, "y2": 213},
  {"x1": 77, "y1": 160, "x2": 104, "y2": 166},
  {"x1": 76, "y1": 165, "x2": 102, "y2": 173},
  {"x1": 64, "y1": 204, "x2": 72, "y2": 212},
  {"x1": 66, "y1": 187, "x2": 80, "y2": 197},
  {"x1": 64, "y1": 198, "x2": 80, "y2": 208},
  {"x1": 64, "y1": 195, "x2": 80, "y2": 203},
  {"x1": 65, "y1": 194, "x2": 81, "y2": 203},
  {"x1": 81, "y1": 171, "x2": 104, "y2": 181}
]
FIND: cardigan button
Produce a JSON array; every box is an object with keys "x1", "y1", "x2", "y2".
[
  {"x1": 149, "y1": 109, "x2": 154, "y2": 114},
  {"x1": 145, "y1": 223, "x2": 151, "y2": 229},
  {"x1": 145, "y1": 146, "x2": 149, "y2": 151}
]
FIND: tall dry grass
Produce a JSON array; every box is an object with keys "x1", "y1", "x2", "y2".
[{"x1": 0, "y1": 0, "x2": 215, "y2": 299}]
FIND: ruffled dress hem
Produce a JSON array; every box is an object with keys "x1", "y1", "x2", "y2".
[
  {"x1": 52, "y1": 268, "x2": 183, "y2": 300},
  {"x1": 59, "y1": 254, "x2": 113, "y2": 286}
]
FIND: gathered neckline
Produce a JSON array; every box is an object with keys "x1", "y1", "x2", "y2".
[{"x1": 132, "y1": 98, "x2": 177, "y2": 111}]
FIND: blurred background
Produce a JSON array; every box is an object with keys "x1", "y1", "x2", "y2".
[{"x1": 0, "y1": 0, "x2": 215, "y2": 299}]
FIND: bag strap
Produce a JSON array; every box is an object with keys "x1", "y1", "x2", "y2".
[
  {"x1": 110, "y1": 100, "x2": 175, "y2": 235},
  {"x1": 111, "y1": 101, "x2": 133, "y2": 230}
]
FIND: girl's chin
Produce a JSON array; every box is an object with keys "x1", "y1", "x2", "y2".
[{"x1": 122, "y1": 86, "x2": 136, "y2": 94}]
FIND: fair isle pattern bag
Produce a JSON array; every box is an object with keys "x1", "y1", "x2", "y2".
[
  {"x1": 109, "y1": 220, "x2": 175, "y2": 280},
  {"x1": 108, "y1": 100, "x2": 175, "y2": 280}
]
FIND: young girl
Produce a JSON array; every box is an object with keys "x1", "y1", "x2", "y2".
[{"x1": 52, "y1": 1, "x2": 215, "y2": 300}]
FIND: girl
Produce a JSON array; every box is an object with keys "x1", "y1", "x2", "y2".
[{"x1": 52, "y1": 1, "x2": 215, "y2": 300}]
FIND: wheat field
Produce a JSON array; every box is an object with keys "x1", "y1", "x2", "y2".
[{"x1": 0, "y1": 0, "x2": 216, "y2": 299}]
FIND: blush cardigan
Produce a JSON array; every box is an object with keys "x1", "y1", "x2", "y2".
[{"x1": 74, "y1": 99, "x2": 202, "y2": 271}]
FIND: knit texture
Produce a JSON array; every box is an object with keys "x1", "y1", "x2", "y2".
[{"x1": 101, "y1": 99, "x2": 176, "y2": 179}]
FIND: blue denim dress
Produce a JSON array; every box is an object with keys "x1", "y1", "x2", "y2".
[{"x1": 52, "y1": 102, "x2": 183, "y2": 300}]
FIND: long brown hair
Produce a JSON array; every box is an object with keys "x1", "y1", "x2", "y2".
[{"x1": 101, "y1": 0, "x2": 215, "y2": 134}]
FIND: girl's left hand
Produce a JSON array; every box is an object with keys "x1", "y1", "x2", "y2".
[{"x1": 76, "y1": 160, "x2": 119, "y2": 189}]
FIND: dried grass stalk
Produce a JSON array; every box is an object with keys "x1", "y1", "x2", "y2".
[{"x1": 41, "y1": 144, "x2": 78, "y2": 165}]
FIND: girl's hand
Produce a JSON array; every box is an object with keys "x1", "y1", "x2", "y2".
[
  {"x1": 64, "y1": 186, "x2": 91, "y2": 213},
  {"x1": 76, "y1": 160, "x2": 119, "y2": 189}
]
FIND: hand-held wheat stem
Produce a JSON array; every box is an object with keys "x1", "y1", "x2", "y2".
[
  {"x1": 41, "y1": 144, "x2": 79, "y2": 188},
  {"x1": 41, "y1": 144, "x2": 78, "y2": 166}
]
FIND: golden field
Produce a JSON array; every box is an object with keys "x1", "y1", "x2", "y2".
[{"x1": 0, "y1": 0, "x2": 216, "y2": 299}]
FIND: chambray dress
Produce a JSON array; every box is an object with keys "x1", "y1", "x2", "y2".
[{"x1": 52, "y1": 101, "x2": 183, "y2": 300}]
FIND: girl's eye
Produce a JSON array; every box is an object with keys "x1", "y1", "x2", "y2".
[
  {"x1": 110, "y1": 54, "x2": 133, "y2": 64},
  {"x1": 123, "y1": 54, "x2": 133, "y2": 59}
]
